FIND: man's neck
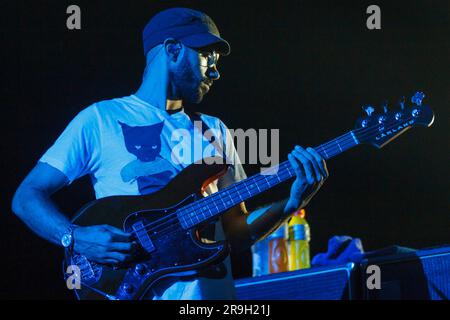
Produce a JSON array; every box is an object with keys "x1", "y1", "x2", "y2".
[
  {"x1": 135, "y1": 77, "x2": 183, "y2": 113},
  {"x1": 166, "y1": 99, "x2": 183, "y2": 112}
]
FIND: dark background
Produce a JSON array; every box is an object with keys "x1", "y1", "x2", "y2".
[{"x1": 1, "y1": 0, "x2": 448, "y2": 299}]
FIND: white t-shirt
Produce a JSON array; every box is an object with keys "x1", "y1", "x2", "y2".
[{"x1": 40, "y1": 94, "x2": 246, "y2": 300}]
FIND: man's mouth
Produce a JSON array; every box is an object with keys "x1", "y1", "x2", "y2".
[
  {"x1": 203, "y1": 79, "x2": 213, "y2": 87},
  {"x1": 201, "y1": 82, "x2": 210, "y2": 92}
]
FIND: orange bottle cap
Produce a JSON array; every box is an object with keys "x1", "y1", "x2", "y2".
[{"x1": 296, "y1": 209, "x2": 306, "y2": 218}]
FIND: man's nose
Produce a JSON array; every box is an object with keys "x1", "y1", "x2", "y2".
[{"x1": 206, "y1": 65, "x2": 220, "y2": 81}]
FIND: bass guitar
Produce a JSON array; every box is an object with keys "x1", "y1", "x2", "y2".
[{"x1": 64, "y1": 92, "x2": 434, "y2": 299}]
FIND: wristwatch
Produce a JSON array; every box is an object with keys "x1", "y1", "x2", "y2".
[{"x1": 61, "y1": 224, "x2": 77, "y2": 253}]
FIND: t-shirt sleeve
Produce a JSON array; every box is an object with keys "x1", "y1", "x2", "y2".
[
  {"x1": 217, "y1": 120, "x2": 247, "y2": 189},
  {"x1": 39, "y1": 104, "x2": 100, "y2": 184}
]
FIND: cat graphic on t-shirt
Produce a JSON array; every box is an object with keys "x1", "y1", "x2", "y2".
[{"x1": 119, "y1": 121, "x2": 177, "y2": 194}]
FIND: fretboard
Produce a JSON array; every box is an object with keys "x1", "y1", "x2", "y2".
[{"x1": 177, "y1": 130, "x2": 360, "y2": 229}]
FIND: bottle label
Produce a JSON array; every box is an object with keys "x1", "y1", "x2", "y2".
[
  {"x1": 267, "y1": 223, "x2": 288, "y2": 240},
  {"x1": 269, "y1": 239, "x2": 289, "y2": 273},
  {"x1": 291, "y1": 225, "x2": 310, "y2": 241},
  {"x1": 252, "y1": 239, "x2": 269, "y2": 276}
]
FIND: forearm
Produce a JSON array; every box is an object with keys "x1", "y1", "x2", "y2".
[
  {"x1": 224, "y1": 198, "x2": 300, "y2": 252},
  {"x1": 12, "y1": 186, "x2": 71, "y2": 245},
  {"x1": 225, "y1": 145, "x2": 328, "y2": 252},
  {"x1": 246, "y1": 198, "x2": 298, "y2": 243}
]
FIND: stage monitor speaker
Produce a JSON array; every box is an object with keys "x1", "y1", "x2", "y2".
[
  {"x1": 234, "y1": 263, "x2": 356, "y2": 300},
  {"x1": 360, "y1": 245, "x2": 450, "y2": 300}
]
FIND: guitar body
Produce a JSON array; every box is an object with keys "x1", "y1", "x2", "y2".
[{"x1": 66, "y1": 159, "x2": 229, "y2": 300}]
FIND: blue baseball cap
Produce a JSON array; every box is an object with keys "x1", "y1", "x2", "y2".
[{"x1": 142, "y1": 8, "x2": 231, "y2": 56}]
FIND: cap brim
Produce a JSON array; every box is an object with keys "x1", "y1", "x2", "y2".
[{"x1": 181, "y1": 32, "x2": 231, "y2": 56}]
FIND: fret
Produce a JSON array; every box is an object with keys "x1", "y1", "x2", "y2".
[
  {"x1": 263, "y1": 176, "x2": 270, "y2": 188},
  {"x1": 286, "y1": 163, "x2": 293, "y2": 177},
  {"x1": 244, "y1": 183, "x2": 251, "y2": 197},
  {"x1": 178, "y1": 212, "x2": 185, "y2": 228},
  {"x1": 269, "y1": 175, "x2": 278, "y2": 187},
  {"x1": 225, "y1": 190, "x2": 233, "y2": 207},
  {"x1": 336, "y1": 140, "x2": 343, "y2": 152},
  {"x1": 212, "y1": 199, "x2": 220, "y2": 213},
  {"x1": 327, "y1": 148, "x2": 338, "y2": 158},
  {"x1": 281, "y1": 163, "x2": 292, "y2": 178},
  {"x1": 350, "y1": 131, "x2": 359, "y2": 144},
  {"x1": 179, "y1": 210, "x2": 191, "y2": 229},
  {"x1": 321, "y1": 145, "x2": 329, "y2": 159},
  {"x1": 235, "y1": 185, "x2": 244, "y2": 201},
  {"x1": 182, "y1": 211, "x2": 188, "y2": 226},
  {"x1": 218, "y1": 197, "x2": 227, "y2": 212},
  {"x1": 178, "y1": 212, "x2": 187, "y2": 229},
  {"x1": 219, "y1": 196, "x2": 227, "y2": 208},
  {"x1": 189, "y1": 211, "x2": 197, "y2": 225}
]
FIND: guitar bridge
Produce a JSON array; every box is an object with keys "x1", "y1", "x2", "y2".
[{"x1": 132, "y1": 220, "x2": 155, "y2": 253}]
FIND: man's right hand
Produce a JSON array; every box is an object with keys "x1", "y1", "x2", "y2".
[{"x1": 73, "y1": 225, "x2": 137, "y2": 266}]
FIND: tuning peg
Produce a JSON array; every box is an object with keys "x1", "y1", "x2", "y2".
[
  {"x1": 399, "y1": 96, "x2": 406, "y2": 110},
  {"x1": 363, "y1": 105, "x2": 375, "y2": 116},
  {"x1": 411, "y1": 91, "x2": 425, "y2": 106}
]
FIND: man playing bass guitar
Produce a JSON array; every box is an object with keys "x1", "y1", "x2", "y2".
[{"x1": 12, "y1": 8, "x2": 328, "y2": 300}]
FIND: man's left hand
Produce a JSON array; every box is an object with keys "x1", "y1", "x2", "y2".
[{"x1": 284, "y1": 145, "x2": 329, "y2": 214}]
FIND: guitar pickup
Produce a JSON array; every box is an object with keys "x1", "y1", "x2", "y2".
[{"x1": 132, "y1": 220, "x2": 155, "y2": 253}]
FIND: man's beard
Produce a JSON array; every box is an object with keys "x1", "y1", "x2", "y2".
[{"x1": 171, "y1": 55, "x2": 205, "y2": 104}]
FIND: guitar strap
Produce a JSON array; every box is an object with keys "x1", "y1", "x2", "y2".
[
  {"x1": 185, "y1": 111, "x2": 220, "y2": 241},
  {"x1": 184, "y1": 110, "x2": 229, "y2": 279},
  {"x1": 186, "y1": 110, "x2": 228, "y2": 162}
]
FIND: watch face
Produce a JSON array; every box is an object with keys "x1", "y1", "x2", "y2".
[{"x1": 61, "y1": 234, "x2": 72, "y2": 248}]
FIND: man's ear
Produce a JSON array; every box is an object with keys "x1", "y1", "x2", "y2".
[{"x1": 164, "y1": 38, "x2": 182, "y2": 62}]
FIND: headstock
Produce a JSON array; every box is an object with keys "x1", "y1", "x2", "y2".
[{"x1": 354, "y1": 92, "x2": 434, "y2": 148}]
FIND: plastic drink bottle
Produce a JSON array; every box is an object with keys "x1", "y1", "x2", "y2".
[
  {"x1": 251, "y1": 237, "x2": 270, "y2": 276},
  {"x1": 268, "y1": 223, "x2": 289, "y2": 274},
  {"x1": 288, "y1": 209, "x2": 311, "y2": 270}
]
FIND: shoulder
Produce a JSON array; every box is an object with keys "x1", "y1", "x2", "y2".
[
  {"x1": 197, "y1": 112, "x2": 229, "y2": 131},
  {"x1": 94, "y1": 96, "x2": 132, "y2": 115},
  {"x1": 94, "y1": 95, "x2": 166, "y2": 120},
  {"x1": 66, "y1": 103, "x2": 99, "y2": 129},
  {"x1": 67, "y1": 96, "x2": 133, "y2": 132}
]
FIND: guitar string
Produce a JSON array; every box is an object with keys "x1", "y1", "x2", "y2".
[
  {"x1": 129, "y1": 126, "x2": 364, "y2": 234},
  {"x1": 131, "y1": 119, "x2": 374, "y2": 234},
  {"x1": 131, "y1": 114, "x2": 415, "y2": 241},
  {"x1": 131, "y1": 163, "x2": 292, "y2": 239},
  {"x1": 172, "y1": 112, "x2": 417, "y2": 227},
  {"x1": 129, "y1": 138, "x2": 344, "y2": 237},
  {"x1": 132, "y1": 167, "x2": 292, "y2": 243},
  {"x1": 130, "y1": 115, "x2": 416, "y2": 241},
  {"x1": 142, "y1": 167, "x2": 295, "y2": 243}
]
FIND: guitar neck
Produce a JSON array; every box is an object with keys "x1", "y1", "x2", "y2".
[{"x1": 177, "y1": 130, "x2": 360, "y2": 229}]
